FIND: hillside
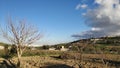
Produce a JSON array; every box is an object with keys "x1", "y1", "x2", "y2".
[
  {"x1": 48, "y1": 36, "x2": 120, "y2": 54},
  {"x1": 68, "y1": 36, "x2": 120, "y2": 46}
]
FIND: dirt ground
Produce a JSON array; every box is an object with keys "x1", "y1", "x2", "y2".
[{"x1": 0, "y1": 54, "x2": 120, "y2": 68}]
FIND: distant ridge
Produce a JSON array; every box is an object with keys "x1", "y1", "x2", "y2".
[{"x1": 50, "y1": 36, "x2": 120, "y2": 48}]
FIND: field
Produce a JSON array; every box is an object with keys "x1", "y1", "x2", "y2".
[{"x1": 0, "y1": 50, "x2": 120, "y2": 68}]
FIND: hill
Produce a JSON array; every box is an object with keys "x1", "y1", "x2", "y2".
[
  {"x1": 48, "y1": 36, "x2": 120, "y2": 54},
  {"x1": 49, "y1": 36, "x2": 120, "y2": 48},
  {"x1": 68, "y1": 36, "x2": 120, "y2": 46}
]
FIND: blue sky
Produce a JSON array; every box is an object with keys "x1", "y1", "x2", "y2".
[{"x1": 0, "y1": 0, "x2": 94, "y2": 45}]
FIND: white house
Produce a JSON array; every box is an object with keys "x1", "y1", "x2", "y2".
[{"x1": 60, "y1": 46, "x2": 69, "y2": 51}]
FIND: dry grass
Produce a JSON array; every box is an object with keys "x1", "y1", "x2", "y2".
[
  {"x1": 83, "y1": 54, "x2": 120, "y2": 61},
  {"x1": 0, "y1": 54, "x2": 119, "y2": 68},
  {"x1": 0, "y1": 50, "x2": 120, "y2": 68}
]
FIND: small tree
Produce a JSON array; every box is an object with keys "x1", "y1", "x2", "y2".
[
  {"x1": 42, "y1": 45, "x2": 49, "y2": 50},
  {"x1": 0, "y1": 18, "x2": 42, "y2": 68}
]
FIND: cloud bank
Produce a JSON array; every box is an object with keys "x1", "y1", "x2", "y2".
[{"x1": 73, "y1": 0, "x2": 120, "y2": 39}]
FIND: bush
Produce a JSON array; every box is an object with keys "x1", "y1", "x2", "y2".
[
  {"x1": 0, "y1": 50, "x2": 5, "y2": 57},
  {"x1": 60, "y1": 52, "x2": 81, "y2": 60},
  {"x1": 2, "y1": 45, "x2": 17, "y2": 59}
]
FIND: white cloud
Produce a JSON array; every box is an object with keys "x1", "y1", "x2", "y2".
[
  {"x1": 91, "y1": 27, "x2": 101, "y2": 31},
  {"x1": 75, "y1": 4, "x2": 87, "y2": 10},
  {"x1": 82, "y1": 13, "x2": 86, "y2": 16},
  {"x1": 75, "y1": 4, "x2": 81, "y2": 10},
  {"x1": 73, "y1": 0, "x2": 120, "y2": 38},
  {"x1": 81, "y1": 4, "x2": 88, "y2": 8},
  {"x1": 95, "y1": 0, "x2": 102, "y2": 4}
]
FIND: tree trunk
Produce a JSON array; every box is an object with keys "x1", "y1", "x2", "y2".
[
  {"x1": 17, "y1": 54, "x2": 21, "y2": 68},
  {"x1": 17, "y1": 47, "x2": 22, "y2": 68}
]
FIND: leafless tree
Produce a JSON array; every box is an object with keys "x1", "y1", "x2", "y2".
[{"x1": 0, "y1": 18, "x2": 42, "y2": 68}]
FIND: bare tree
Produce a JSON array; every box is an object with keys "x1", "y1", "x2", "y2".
[{"x1": 0, "y1": 18, "x2": 42, "y2": 68}]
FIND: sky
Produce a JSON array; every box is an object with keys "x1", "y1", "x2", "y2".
[
  {"x1": 73, "y1": 0, "x2": 120, "y2": 39},
  {"x1": 1, "y1": 0, "x2": 120, "y2": 46}
]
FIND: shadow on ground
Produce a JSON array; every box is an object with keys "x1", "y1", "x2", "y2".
[
  {"x1": 42, "y1": 64, "x2": 73, "y2": 68},
  {"x1": 0, "y1": 60, "x2": 16, "y2": 68}
]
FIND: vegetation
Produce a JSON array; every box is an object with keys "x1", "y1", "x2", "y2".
[
  {"x1": 0, "y1": 36, "x2": 120, "y2": 68},
  {"x1": 0, "y1": 50, "x2": 119, "y2": 68},
  {"x1": 0, "y1": 18, "x2": 42, "y2": 68}
]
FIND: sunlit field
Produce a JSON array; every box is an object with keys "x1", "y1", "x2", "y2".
[{"x1": 0, "y1": 50, "x2": 120, "y2": 68}]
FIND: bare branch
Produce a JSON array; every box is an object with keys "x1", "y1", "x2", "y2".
[{"x1": 0, "y1": 18, "x2": 42, "y2": 67}]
